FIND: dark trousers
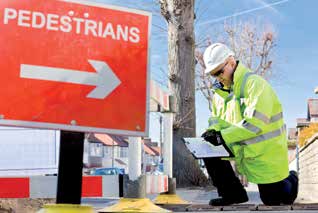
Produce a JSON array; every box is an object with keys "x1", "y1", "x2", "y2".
[
  {"x1": 258, "y1": 172, "x2": 298, "y2": 205},
  {"x1": 203, "y1": 158, "x2": 247, "y2": 199},
  {"x1": 203, "y1": 158, "x2": 298, "y2": 205}
]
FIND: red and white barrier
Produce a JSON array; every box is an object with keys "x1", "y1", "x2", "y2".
[
  {"x1": 150, "y1": 80, "x2": 170, "y2": 111},
  {"x1": 146, "y1": 175, "x2": 168, "y2": 194},
  {"x1": 0, "y1": 176, "x2": 119, "y2": 198},
  {"x1": 0, "y1": 175, "x2": 168, "y2": 198}
]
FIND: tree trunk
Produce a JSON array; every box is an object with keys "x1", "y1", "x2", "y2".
[{"x1": 160, "y1": 0, "x2": 208, "y2": 187}]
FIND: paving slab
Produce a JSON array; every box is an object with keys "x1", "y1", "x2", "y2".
[{"x1": 160, "y1": 203, "x2": 318, "y2": 212}]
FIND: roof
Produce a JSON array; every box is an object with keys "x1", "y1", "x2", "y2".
[
  {"x1": 115, "y1": 158, "x2": 127, "y2": 166},
  {"x1": 308, "y1": 99, "x2": 318, "y2": 119},
  {"x1": 143, "y1": 143, "x2": 156, "y2": 156},
  {"x1": 87, "y1": 134, "x2": 160, "y2": 155},
  {"x1": 142, "y1": 138, "x2": 161, "y2": 156},
  {"x1": 296, "y1": 118, "x2": 310, "y2": 128},
  {"x1": 149, "y1": 146, "x2": 161, "y2": 156},
  {"x1": 87, "y1": 133, "x2": 128, "y2": 147}
]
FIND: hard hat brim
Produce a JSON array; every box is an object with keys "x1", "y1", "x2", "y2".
[
  {"x1": 204, "y1": 52, "x2": 235, "y2": 75},
  {"x1": 204, "y1": 63, "x2": 220, "y2": 75}
]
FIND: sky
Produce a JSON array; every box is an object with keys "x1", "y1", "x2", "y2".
[{"x1": 91, "y1": 0, "x2": 317, "y2": 142}]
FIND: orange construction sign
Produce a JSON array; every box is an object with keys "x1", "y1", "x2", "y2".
[{"x1": 0, "y1": 0, "x2": 151, "y2": 136}]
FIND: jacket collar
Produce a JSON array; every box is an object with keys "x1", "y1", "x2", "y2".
[
  {"x1": 212, "y1": 61, "x2": 251, "y2": 99},
  {"x1": 232, "y1": 62, "x2": 250, "y2": 96}
]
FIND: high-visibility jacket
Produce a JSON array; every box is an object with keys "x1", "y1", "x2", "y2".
[{"x1": 207, "y1": 62, "x2": 289, "y2": 184}]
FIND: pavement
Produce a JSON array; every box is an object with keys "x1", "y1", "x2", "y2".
[
  {"x1": 82, "y1": 183, "x2": 318, "y2": 212},
  {"x1": 173, "y1": 183, "x2": 261, "y2": 204}
]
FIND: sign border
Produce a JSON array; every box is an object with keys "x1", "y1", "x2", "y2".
[
  {"x1": 60, "y1": 0, "x2": 152, "y2": 16},
  {"x1": 1, "y1": 0, "x2": 152, "y2": 137},
  {"x1": 0, "y1": 119, "x2": 146, "y2": 137}
]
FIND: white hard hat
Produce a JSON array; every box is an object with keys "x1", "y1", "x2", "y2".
[{"x1": 203, "y1": 43, "x2": 235, "y2": 75}]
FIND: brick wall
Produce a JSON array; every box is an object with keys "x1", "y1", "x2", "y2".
[{"x1": 298, "y1": 133, "x2": 318, "y2": 202}]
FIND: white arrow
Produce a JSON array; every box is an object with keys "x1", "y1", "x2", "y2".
[{"x1": 20, "y1": 60, "x2": 121, "y2": 99}]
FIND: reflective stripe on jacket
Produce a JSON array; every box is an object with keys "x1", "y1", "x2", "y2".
[{"x1": 207, "y1": 62, "x2": 289, "y2": 184}]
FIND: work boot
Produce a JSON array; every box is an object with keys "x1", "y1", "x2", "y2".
[{"x1": 209, "y1": 192, "x2": 248, "y2": 206}]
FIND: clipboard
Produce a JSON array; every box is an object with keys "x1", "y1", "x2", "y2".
[{"x1": 183, "y1": 137, "x2": 234, "y2": 159}]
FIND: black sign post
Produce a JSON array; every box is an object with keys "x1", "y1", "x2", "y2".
[{"x1": 56, "y1": 131, "x2": 85, "y2": 204}]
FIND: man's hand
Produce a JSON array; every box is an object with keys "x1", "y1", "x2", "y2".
[{"x1": 201, "y1": 130, "x2": 224, "y2": 146}]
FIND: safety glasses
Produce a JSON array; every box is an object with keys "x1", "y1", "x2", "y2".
[{"x1": 211, "y1": 62, "x2": 228, "y2": 77}]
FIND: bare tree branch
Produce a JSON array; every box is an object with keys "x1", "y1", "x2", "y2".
[{"x1": 195, "y1": 21, "x2": 276, "y2": 112}]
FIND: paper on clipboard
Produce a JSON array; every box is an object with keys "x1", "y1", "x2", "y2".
[{"x1": 183, "y1": 137, "x2": 234, "y2": 159}]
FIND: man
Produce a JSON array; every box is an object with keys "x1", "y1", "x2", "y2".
[{"x1": 201, "y1": 43, "x2": 298, "y2": 206}]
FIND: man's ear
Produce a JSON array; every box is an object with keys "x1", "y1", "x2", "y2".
[{"x1": 228, "y1": 56, "x2": 236, "y2": 69}]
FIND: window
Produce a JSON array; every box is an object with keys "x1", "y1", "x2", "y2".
[
  {"x1": 89, "y1": 143, "x2": 103, "y2": 157},
  {"x1": 311, "y1": 117, "x2": 318, "y2": 122},
  {"x1": 103, "y1": 146, "x2": 113, "y2": 158},
  {"x1": 120, "y1": 147, "x2": 128, "y2": 158}
]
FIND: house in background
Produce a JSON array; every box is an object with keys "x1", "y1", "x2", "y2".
[
  {"x1": 296, "y1": 118, "x2": 310, "y2": 129},
  {"x1": 84, "y1": 133, "x2": 129, "y2": 172},
  {"x1": 291, "y1": 98, "x2": 318, "y2": 171},
  {"x1": 84, "y1": 134, "x2": 161, "y2": 174},
  {"x1": 142, "y1": 138, "x2": 161, "y2": 173},
  {"x1": 296, "y1": 99, "x2": 318, "y2": 132},
  {"x1": 307, "y1": 99, "x2": 318, "y2": 122}
]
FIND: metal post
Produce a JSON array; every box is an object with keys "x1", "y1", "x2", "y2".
[
  {"x1": 296, "y1": 144, "x2": 299, "y2": 172},
  {"x1": 112, "y1": 139, "x2": 114, "y2": 168},
  {"x1": 159, "y1": 115, "x2": 163, "y2": 162},
  {"x1": 128, "y1": 137, "x2": 141, "y2": 181},
  {"x1": 142, "y1": 144, "x2": 146, "y2": 174},
  {"x1": 163, "y1": 113, "x2": 173, "y2": 178},
  {"x1": 56, "y1": 131, "x2": 84, "y2": 204},
  {"x1": 123, "y1": 137, "x2": 146, "y2": 199},
  {"x1": 296, "y1": 128, "x2": 300, "y2": 173},
  {"x1": 153, "y1": 111, "x2": 187, "y2": 203}
]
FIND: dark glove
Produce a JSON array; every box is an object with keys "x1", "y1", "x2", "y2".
[{"x1": 201, "y1": 130, "x2": 224, "y2": 146}]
